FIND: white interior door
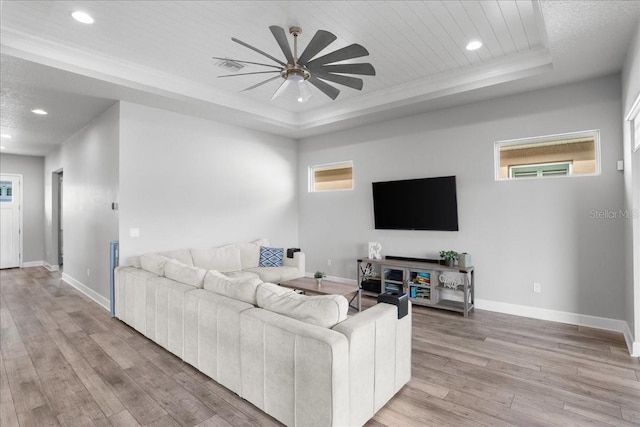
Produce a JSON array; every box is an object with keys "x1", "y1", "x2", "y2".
[{"x1": 0, "y1": 174, "x2": 21, "y2": 269}]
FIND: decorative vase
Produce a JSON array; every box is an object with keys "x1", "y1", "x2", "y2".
[
  {"x1": 445, "y1": 259, "x2": 455, "y2": 267},
  {"x1": 316, "y1": 278, "x2": 322, "y2": 286}
]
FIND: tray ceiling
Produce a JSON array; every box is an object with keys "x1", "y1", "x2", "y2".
[{"x1": 1, "y1": 1, "x2": 639, "y2": 155}]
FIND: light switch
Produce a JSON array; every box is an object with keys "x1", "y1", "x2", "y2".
[{"x1": 129, "y1": 228, "x2": 140, "y2": 237}]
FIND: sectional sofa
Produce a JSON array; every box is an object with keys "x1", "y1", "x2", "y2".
[{"x1": 114, "y1": 239, "x2": 412, "y2": 426}]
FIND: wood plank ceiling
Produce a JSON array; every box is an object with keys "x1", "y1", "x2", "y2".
[{"x1": 1, "y1": 1, "x2": 547, "y2": 111}]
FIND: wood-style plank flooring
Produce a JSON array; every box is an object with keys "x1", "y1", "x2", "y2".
[{"x1": 1, "y1": 267, "x2": 639, "y2": 426}]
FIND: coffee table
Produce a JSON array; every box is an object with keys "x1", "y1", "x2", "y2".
[{"x1": 279, "y1": 277, "x2": 362, "y2": 312}]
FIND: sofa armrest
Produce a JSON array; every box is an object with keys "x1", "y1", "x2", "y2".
[
  {"x1": 332, "y1": 302, "x2": 412, "y2": 426},
  {"x1": 283, "y1": 251, "x2": 305, "y2": 275}
]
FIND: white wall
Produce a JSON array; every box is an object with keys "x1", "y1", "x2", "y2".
[
  {"x1": 118, "y1": 102, "x2": 298, "y2": 263},
  {"x1": 299, "y1": 75, "x2": 625, "y2": 322},
  {"x1": 44, "y1": 103, "x2": 119, "y2": 303},
  {"x1": 621, "y1": 21, "x2": 640, "y2": 352},
  {"x1": 0, "y1": 154, "x2": 44, "y2": 264}
]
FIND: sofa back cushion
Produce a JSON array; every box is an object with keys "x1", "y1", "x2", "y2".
[
  {"x1": 256, "y1": 283, "x2": 348, "y2": 328},
  {"x1": 237, "y1": 238, "x2": 270, "y2": 269},
  {"x1": 164, "y1": 259, "x2": 207, "y2": 288},
  {"x1": 160, "y1": 249, "x2": 194, "y2": 266},
  {"x1": 140, "y1": 253, "x2": 172, "y2": 275},
  {"x1": 203, "y1": 270, "x2": 261, "y2": 305},
  {"x1": 191, "y1": 245, "x2": 242, "y2": 272}
]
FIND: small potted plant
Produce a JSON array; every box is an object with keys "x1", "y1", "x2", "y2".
[
  {"x1": 439, "y1": 250, "x2": 458, "y2": 267},
  {"x1": 314, "y1": 271, "x2": 326, "y2": 285}
]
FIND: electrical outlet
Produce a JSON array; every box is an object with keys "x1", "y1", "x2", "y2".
[
  {"x1": 327, "y1": 259, "x2": 332, "y2": 266},
  {"x1": 533, "y1": 282, "x2": 541, "y2": 293}
]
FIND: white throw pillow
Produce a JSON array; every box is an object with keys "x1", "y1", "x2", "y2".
[
  {"x1": 164, "y1": 259, "x2": 207, "y2": 288},
  {"x1": 256, "y1": 282, "x2": 348, "y2": 328},
  {"x1": 140, "y1": 253, "x2": 172, "y2": 276},
  {"x1": 190, "y1": 245, "x2": 242, "y2": 272},
  {"x1": 203, "y1": 270, "x2": 261, "y2": 305}
]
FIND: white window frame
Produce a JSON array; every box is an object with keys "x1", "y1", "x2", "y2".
[
  {"x1": 494, "y1": 129, "x2": 601, "y2": 181},
  {"x1": 625, "y1": 92, "x2": 640, "y2": 152},
  {"x1": 308, "y1": 161, "x2": 354, "y2": 193}
]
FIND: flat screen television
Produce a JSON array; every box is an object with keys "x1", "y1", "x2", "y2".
[{"x1": 372, "y1": 176, "x2": 459, "y2": 231}]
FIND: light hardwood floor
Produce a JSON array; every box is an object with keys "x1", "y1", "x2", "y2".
[{"x1": 1, "y1": 267, "x2": 639, "y2": 426}]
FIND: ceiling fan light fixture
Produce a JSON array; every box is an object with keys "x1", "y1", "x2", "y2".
[
  {"x1": 71, "y1": 11, "x2": 94, "y2": 24},
  {"x1": 466, "y1": 40, "x2": 482, "y2": 51},
  {"x1": 297, "y1": 81, "x2": 313, "y2": 103}
]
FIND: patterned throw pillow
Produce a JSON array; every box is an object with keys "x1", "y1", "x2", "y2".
[{"x1": 259, "y1": 246, "x2": 284, "y2": 267}]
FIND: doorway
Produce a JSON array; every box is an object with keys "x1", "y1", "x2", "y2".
[{"x1": 0, "y1": 174, "x2": 22, "y2": 269}]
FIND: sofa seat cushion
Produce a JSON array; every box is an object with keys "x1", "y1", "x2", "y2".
[
  {"x1": 256, "y1": 283, "x2": 348, "y2": 328},
  {"x1": 244, "y1": 266, "x2": 301, "y2": 283},
  {"x1": 191, "y1": 245, "x2": 242, "y2": 272},
  {"x1": 204, "y1": 270, "x2": 261, "y2": 305},
  {"x1": 164, "y1": 259, "x2": 207, "y2": 288}
]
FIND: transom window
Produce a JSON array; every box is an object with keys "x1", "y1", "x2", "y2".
[
  {"x1": 495, "y1": 130, "x2": 600, "y2": 180},
  {"x1": 309, "y1": 161, "x2": 353, "y2": 192}
]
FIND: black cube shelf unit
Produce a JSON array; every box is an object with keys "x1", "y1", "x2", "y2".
[{"x1": 357, "y1": 257, "x2": 474, "y2": 317}]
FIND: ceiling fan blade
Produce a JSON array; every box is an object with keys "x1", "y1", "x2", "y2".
[
  {"x1": 314, "y1": 63, "x2": 376, "y2": 76},
  {"x1": 308, "y1": 76, "x2": 340, "y2": 100},
  {"x1": 312, "y1": 70, "x2": 363, "y2": 90},
  {"x1": 269, "y1": 26, "x2": 294, "y2": 64},
  {"x1": 218, "y1": 71, "x2": 281, "y2": 78},
  {"x1": 298, "y1": 30, "x2": 337, "y2": 65},
  {"x1": 307, "y1": 44, "x2": 370, "y2": 68},
  {"x1": 241, "y1": 76, "x2": 282, "y2": 92},
  {"x1": 212, "y1": 56, "x2": 282, "y2": 69},
  {"x1": 271, "y1": 79, "x2": 291, "y2": 100},
  {"x1": 232, "y1": 37, "x2": 285, "y2": 66}
]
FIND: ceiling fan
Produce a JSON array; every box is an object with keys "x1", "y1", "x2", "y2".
[{"x1": 213, "y1": 25, "x2": 376, "y2": 102}]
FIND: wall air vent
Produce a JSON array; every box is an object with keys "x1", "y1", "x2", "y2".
[{"x1": 216, "y1": 59, "x2": 245, "y2": 72}]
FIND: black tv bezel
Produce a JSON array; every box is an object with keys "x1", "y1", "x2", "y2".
[{"x1": 372, "y1": 175, "x2": 459, "y2": 232}]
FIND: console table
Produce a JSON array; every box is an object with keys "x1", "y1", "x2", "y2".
[{"x1": 357, "y1": 257, "x2": 474, "y2": 317}]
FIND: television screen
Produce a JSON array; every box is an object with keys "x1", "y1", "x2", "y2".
[{"x1": 372, "y1": 176, "x2": 459, "y2": 231}]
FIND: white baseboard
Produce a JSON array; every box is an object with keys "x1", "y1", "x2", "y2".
[
  {"x1": 44, "y1": 263, "x2": 60, "y2": 272},
  {"x1": 61, "y1": 273, "x2": 110, "y2": 312},
  {"x1": 475, "y1": 299, "x2": 638, "y2": 356},
  {"x1": 22, "y1": 260, "x2": 44, "y2": 268}
]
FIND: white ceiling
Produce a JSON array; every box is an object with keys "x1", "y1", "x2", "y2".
[{"x1": 1, "y1": 0, "x2": 639, "y2": 156}]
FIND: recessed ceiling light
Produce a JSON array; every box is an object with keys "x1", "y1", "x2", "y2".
[
  {"x1": 31, "y1": 108, "x2": 48, "y2": 115},
  {"x1": 1, "y1": 134, "x2": 11, "y2": 139},
  {"x1": 466, "y1": 40, "x2": 483, "y2": 51},
  {"x1": 71, "y1": 11, "x2": 94, "y2": 24}
]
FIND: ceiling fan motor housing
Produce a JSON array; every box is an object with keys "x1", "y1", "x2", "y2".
[{"x1": 281, "y1": 64, "x2": 310, "y2": 82}]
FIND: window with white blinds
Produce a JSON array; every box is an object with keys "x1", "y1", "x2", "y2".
[
  {"x1": 495, "y1": 130, "x2": 600, "y2": 180},
  {"x1": 309, "y1": 161, "x2": 353, "y2": 192}
]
